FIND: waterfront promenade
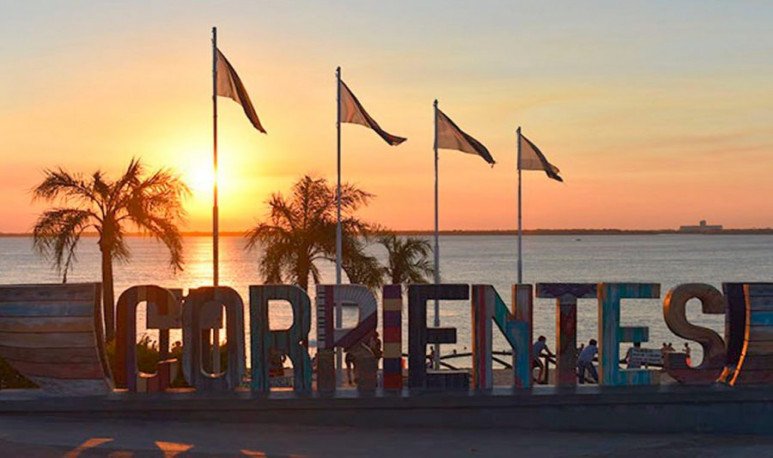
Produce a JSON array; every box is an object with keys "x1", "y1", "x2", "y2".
[{"x1": 1, "y1": 415, "x2": 772, "y2": 457}]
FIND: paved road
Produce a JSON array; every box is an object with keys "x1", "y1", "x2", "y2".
[{"x1": 1, "y1": 415, "x2": 772, "y2": 457}]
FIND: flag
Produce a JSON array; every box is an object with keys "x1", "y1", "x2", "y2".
[
  {"x1": 216, "y1": 48, "x2": 266, "y2": 133},
  {"x1": 519, "y1": 134, "x2": 562, "y2": 182},
  {"x1": 339, "y1": 80, "x2": 406, "y2": 146},
  {"x1": 435, "y1": 108, "x2": 495, "y2": 165}
]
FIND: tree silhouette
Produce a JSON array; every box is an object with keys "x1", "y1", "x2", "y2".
[
  {"x1": 245, "y1": 175, "x2": 382, "y2": 291},
  {"x1": 379, "y1": 233, "x2": 434, "y2": 285},
  {"x1": 32, "y1": 158, "x2": 188, "y2": 340}
]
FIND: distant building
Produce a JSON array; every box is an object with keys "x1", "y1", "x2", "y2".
[{"x1": 679, "y1": 220, "x2": 723, "y2": 233}]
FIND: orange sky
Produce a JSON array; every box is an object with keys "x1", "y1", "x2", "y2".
[{"x1": 1, "y1": 2, "x2": 772, "y2": 233}]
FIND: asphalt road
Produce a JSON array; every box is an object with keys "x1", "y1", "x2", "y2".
[{"x1": 0, "y1": 415, "x2": 772, "y2": 457}]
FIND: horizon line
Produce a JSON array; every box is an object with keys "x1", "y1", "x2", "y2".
[{"x1": 2, "y1": 228, "x2": 773, "y2": 237}]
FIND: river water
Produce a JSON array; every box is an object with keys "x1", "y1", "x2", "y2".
[{"x1": 2, "y1": 234, "x2": 772, "y2": 365}]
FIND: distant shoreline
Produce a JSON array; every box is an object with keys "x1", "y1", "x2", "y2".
[{"x1": 2, "y1": 228, "x2": 773, "y2": 237}]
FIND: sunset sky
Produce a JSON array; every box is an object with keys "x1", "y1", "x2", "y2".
[{"x1": 1, "y1": 1, "x2": 771, "y2": 233}]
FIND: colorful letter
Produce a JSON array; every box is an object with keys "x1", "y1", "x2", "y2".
[
  {"x1": 382, "y1": 285, "x2": 403, "y2": 391},
  {"x1": 536, "y1": 283, "x2": 597, "y2": 387},
  {"x1": 722, "y1": 283, "x2": 773, "y2": 385},
  {"x1": 116, "y1": 285, "x2": 181, "y2": 392},
  {"x1": 597, "y1": 283, "x2": 660, "y2": 386},
  {"x1": 662, "y1": 283, "x2": 725, "y2": 384},
  {"x1": 182, "y1": 286, "x2": 245, "y2": 391},
  {"x1": 315, "y1": 284, "x2": 378, "y2": 392},
  {"x1": 408, "y1": 284, "x2": 469, "y2": 390},
  {"x1": 250, "y1": 285, "x2": 312, "y2": 393},
  {"x1": 471, "y1": 284, "x2": 533, "y2": 390}
]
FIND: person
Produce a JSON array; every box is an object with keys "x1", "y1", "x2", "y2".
[
  {"x1": 426, "y1": 347, "x2": 435, "y2": 369},
  {"x1": 346, "y1": 334, "x2": 377, "y2": 386},
  {"x1": 345, "y1": 348, "x2": 356, "y2": 385},
  {"x1": 684, "y1": 342, "x2": 692, "y2": 366},
  {"x1": 577, "y1": 339, "x2": 598, "y2": 384},
  {"x1": 269, "y1": 348, "x2": 286, "y2": 378},
  {"x1": 532, "y1": 335, "x2": 554, "y2": 384},
  {"x1": 368, "y1": 331, "x2": 383, "y2": 360},
  {"x1": 660, "y1": 342, "x2": 669, "y2": 360},
  {"x1": 624, "y1": 342, "x2": 642, "y2": 369}
]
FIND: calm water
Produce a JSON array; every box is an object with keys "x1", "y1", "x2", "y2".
[{"x1": 2, "y1": 234, "x2": 772, "y2": 365}]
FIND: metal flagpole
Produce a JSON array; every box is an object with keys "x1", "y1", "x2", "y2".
[
  {"x1": 212, "y1": 27, "x2": 219, "y2": 288},
  {"x1": 335, "y1": 66, "x2": 343, "y2": 379},
  {"x1": 433, "y1": 100, "x2": 440, "y2": 369},
  {"x1": 211, "y1": 26, "x2": 221, "y2": 372},
  {"x1": 516, "y1": 126, "x2": 523, "y2": 284}
]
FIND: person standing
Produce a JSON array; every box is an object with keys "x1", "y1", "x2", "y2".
[
  {"x1": 684, "y1": 342, "x2": 692, "y2": 366},
  {"x1": 577, "y1": 339, "x2": 599, "y2": 384}
]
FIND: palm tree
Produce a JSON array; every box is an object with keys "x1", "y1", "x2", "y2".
[
  {"x1": 378, "y1": 233, "x2": 434, "y2": 285},
  {"x1": 245, "y1": 175, "x2": 382, "y2": 291},
  {"x1": 32, "y1": 158, "x2": 189, "y2": 341}
]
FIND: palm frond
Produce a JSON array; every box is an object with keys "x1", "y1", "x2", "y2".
[{"x1": 32, "y1": 208, "x2": 94, "y2": 277}]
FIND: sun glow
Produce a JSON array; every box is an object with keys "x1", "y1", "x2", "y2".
[{"x1": 182, "y1": 162, "x2": 215, "y2": 195}]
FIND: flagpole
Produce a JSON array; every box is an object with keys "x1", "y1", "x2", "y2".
[
  {"x1": 335, "y1": 66, "x2": 343, "y2": 379},
  {"x1": 516, "y1": 126, "x2": 523, "y2": 284},
  {"x1": 212, "y1": 27, "x2": 219, "y2": 288},
  {"x1": 211, "y1": 26, "x2": 221, "y2": 372},
  {"x1": 433, "y1": 99, "x2": 440, "y2": 369}
]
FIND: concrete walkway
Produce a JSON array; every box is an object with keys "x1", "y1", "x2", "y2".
[{"x1": 1, "y1": 416, "x2": 772, "y2": 457}]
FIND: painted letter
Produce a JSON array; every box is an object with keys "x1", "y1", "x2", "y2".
[
  {"x1": 182, "y1": 286, "x2": 245, "y2": 392},
  {"x1": 315, "y1": 284, "x2": 378, "y2": 392},
  {"x1": 408, "y1": 284, "x2": 469, "y2": 390},
  {"x1": 536, "y1": 283, "x2": 597, "y2": 387},
  {"x1": 116, "y1": 285, "x2": 181, "y2": 392},
  {"x1": 471, "y1": 284, "x2": 533, "y2": 390},
  {"x1": 250, "y1": 285, "x2": 312, "y2": 393},
  {"x1": 723, "y1": 283, "x2": 773, "y2": 385},
  {"x1": 382, "y1": 285, "x2": 403, "y2": 391},
  {"x1": 662, "y1": 283, "x2": 725, "y2": 384},
  {"x1": 597, "y1": 283, "x2": 660, "y2": 386}
]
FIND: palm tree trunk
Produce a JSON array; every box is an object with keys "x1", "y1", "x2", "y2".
[{"x1": 100, "y1": 247, "x2": 115, "y2": 342}]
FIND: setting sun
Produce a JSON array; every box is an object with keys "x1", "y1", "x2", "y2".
[{"x1": 182, "y1": 161, "x2": 215, "y2": 195}]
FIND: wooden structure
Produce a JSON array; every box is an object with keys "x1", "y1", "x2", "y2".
[
  {"x1": 536, "y1": 283, "x2": 596, "y2": 387},
  {"x1": 250, "y1": 285, "x2": 312, "y2": 393},
  {"x1": 723, "y1": 283, "x2": 773, "y2": 385},
  {"x1": 471, "y1": 284, "x2": 532, "y2": 390},
  {"x1": 115, "y1": 285, "x2": 181, "y2": 392},
  {"x1": 315, "y1": 285, "x2": 377, "y2": 392},
  {"x1": 0, "y1": 283, "x2": 112, "y2": 395},
  {"x1": 408, "y1": 284, "x2": 469, "y2": 390},
  {"x1": 381, "y1": 285, "x2": 403, "y2": 391},
  {"x1": 597, "y1": 283, "x2": 660, "y2": 386},
  {"x1": 182, "y1": 286, "x2": 245, "y2": 391},
  {"x1": 662, "y1": 283, "x2": 726, "y2": 384}
]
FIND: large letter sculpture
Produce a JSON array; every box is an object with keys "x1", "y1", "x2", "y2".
[
  {"x1": 115, "y1": 285, "x2": 181, "y2": 392},
  {"x1": 471, "y1": 284, "x2": 532, "y2": 390},
  {"x1": 718, "y1": 282, "x2": 747, "y2": 383},
  {"x1": 721, "y1": 283, "x2": 773, "y2": 385},
  {"x1": 382, "y1": 285, "x2": 403, "y2": 391},
  {"x1": 250, "y1": 285, "x2": 312, "y2": 393},
  {"x1": 182, "y1": 286, "x2": 245, "y2": 391},
  {"x1": 316, "y1": 284, "x2": 378, "y2": 393},
  {"x1": 408, "y1": 284, "x2": 469, "y2": 390},
  {"x1": 536, "y1": 283, "x2": 597, "y2": 387},
  {"x1": 662, "y1": 283, "x2": 726, "y2": 384},
  {"x1": 598, "y1": 283, "x2": 660, "y2": 386}
]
